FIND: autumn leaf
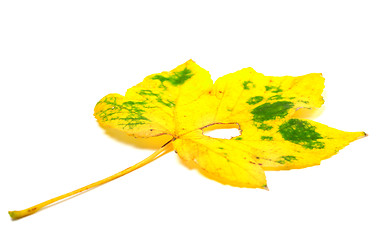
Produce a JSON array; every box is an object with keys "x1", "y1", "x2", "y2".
[
  {"x1": 94, "y1": 60, "x2": 365, "y2": 187},
  {"x1": 9, "y1": 60, "x2": 366, "y2": 219}
]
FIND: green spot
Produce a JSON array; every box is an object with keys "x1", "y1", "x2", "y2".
[
  {"x1": 139, "y1": 89, "x2": 175, "y2": 108},
  {"x1": 281, "y1": 155, "x2": 296, "y2": 162},
  {"x1": 156, "y1": 97, "x2": 175, "y2": 108},
  {"x1": 261, "y1": 136, "x2": 273, "y2": 141},
  {"x1": 122, "y1": 100, "x2": 146, "y2": 107},
  {"x1": 251, "y1": 101, "x2": 294, "y2": 123},
  {"x1": 247, "y1": 96, "x2": 264, "y2": 105},
  {"x1": 243, "y1": 80, "x2": 255, "y2": 90},
  {"x1": 268, "y1": 95, "x2": 283, "y2": 100},
  {"x1": 276, "y1": 156, "x2": 297, "y2": 164},
  {"x1": 278, "y1": 119, "x2": 325, "y2": 149},
  {"x1": 234, "y1": 137, "x2": 243, "y2": 140},
  {"x1": 257, "y1": 124, "x2": 273, "y2": 131},
  {"x1": 218, "y1": 147, "x2": 224, "y2": 150},
  {"x1": 152, "y1": 68, "x2": 193, "y2": 88},
  {"x1": 97, "y1": 97, "x2": 150, "y2": 129},
  {"x1": 265, "y1": 86, "x2": 283, "y2": 93},
  {"x1": 138, "y1": 89, "x2": 159, "y2": 97}
]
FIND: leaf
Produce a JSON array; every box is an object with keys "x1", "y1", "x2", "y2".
[
  {"x1": 173, "y1": 130, "x2": 267, "y2": 188},
  {"x1": 94, "y1": 61, "x2": 213, "y2": 137},
  {"x1": 9, "y1": 60, "x2": 366, "y2": 219},
  {"x1": 94, "y1": 60, "x2": 366, "y2": 188}
]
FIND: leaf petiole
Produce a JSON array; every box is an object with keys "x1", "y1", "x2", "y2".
[{"x1": 9, "y1": 139, "x2": 173, "y2": 220}]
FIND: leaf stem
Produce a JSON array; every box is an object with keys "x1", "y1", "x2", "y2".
[{"x1": 9, "y1": 140, "x2": 173, "y2": 220}]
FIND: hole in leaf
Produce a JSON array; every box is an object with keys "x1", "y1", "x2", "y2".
[{"x1": 202, "y1": 123, "x2": 241, "y2": 139}]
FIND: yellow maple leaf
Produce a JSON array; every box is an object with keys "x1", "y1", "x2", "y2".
[
  {"x1": 94, "y1": 60, "x2": 365, "y2": 187},
  {"x1": 9, "y1": 60, "x2": 366, "y2": 219}
]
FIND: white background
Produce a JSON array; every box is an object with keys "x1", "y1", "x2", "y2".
[{"x1": 1, "y1": 1, "x2": 380, "y2": 239}]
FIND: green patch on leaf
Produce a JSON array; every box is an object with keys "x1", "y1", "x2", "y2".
[
  {"x1": 97, "y1": 97, "x2": 150, "y2": 129},
  {"x1": 261, "y1": 136, "x2": 273, "y2": 141},
  {"x1": 156, "y1": 97, "x2": 175, "y2": 108},
  {"x1": 265, "y1": 86, "x2": 283, "y2": 93},
  {"x1": 276, "y1": 156, "x2": 297, "y2": 164},
  {"x1": 279, "y1": 119, "x2": 325, "y2": 149},
  {"x1": 139, "y1": 89, "x2": 175, "y2": 108},
  {"x1": 243, "y1": 80, "x2": 255, "y2": 90},
  {"x1": 282, "y1": 155, "x2": 296, "y2": 162},
  {"x1": 268, "y1": 95, "x2": 283, "y2": 100},
  {"x1": 251, "y1": 101, "x2": 294, "y2": 123},
  {"x1": 234, "y1": 137, "x2": 243, "y2": 140},
  {"x1": 138, "y1": 89, "x2": 159, "y2": 97},
  {"x1": 257, "y1": 123, "x2": 273, "y2": 131},
  {"x1": 152, "y1": 68, "x2": 194, "y2": 88},
  {"x1": 247, "y1": 96, "x2": 264, "y2": 105}
]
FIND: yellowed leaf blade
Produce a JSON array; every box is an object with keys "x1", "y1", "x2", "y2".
[
  {"x1": 174, "y1": 130, "x2": 267, "y2": 188},
  {"x1": 94, "y1": 60, "x2": 213, "y2": 137},
  {"x1": 230, "y1": 119, "x2": 366, "y2": 170},
  {"x1": 211, "y1": 67, "x2": 325, "y2": 126},
  {"x1": 94, "y1": 60, "x2": 366, "y2": 188}
]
